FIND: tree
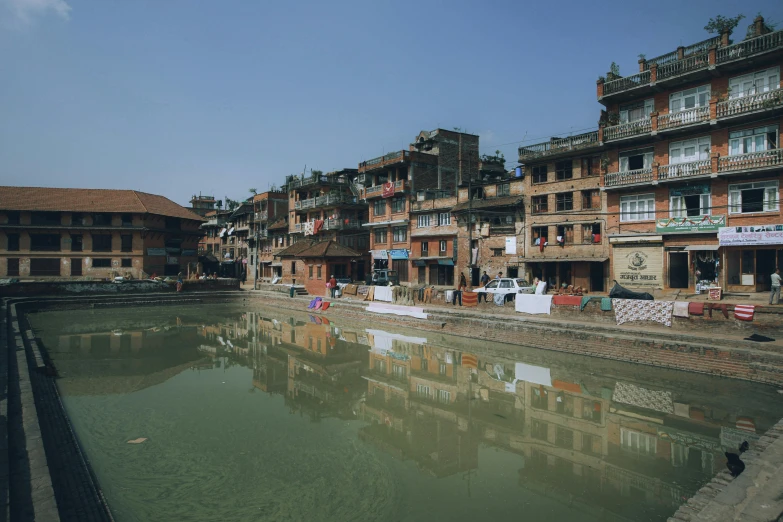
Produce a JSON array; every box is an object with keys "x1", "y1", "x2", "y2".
[
  {"x1": 248, "y1": 188, "x2": 257, "y2": 195},
  {"x1": 216, "y1": 200, "x2": 223, "y2": 209},
  {"x1": 704, "y1": 14, "x2": 745, "y2": 34},
  {"x1": 311, "y1": 170, "x2": 323, "y2": 177},
  {"x1": 225, "y1": 198, "x2": 240, "y2": 212}
]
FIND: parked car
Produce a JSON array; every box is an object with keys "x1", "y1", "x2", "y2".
[
  {"x1": 474, "y1": 278, "x2": 535, "y2": 300},
  {"x1": 371, "y1": 269, "x2": 399, "y2": 286}
]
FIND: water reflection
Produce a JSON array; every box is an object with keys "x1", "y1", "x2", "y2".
[{"x1": 32, "y1": 308, "x2": 783, "y2": 522}]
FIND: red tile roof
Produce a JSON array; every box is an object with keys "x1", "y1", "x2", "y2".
[
  {"x1": 278, "y1": 240, "x2": 362, "y2": 259},
  {"x1": 0, "y1": 187, "x2": 204, "y2": 221}
]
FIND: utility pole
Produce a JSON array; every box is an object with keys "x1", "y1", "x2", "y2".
[{"x1": 467, "y1": 151, "x2": 474, "y2": 273}]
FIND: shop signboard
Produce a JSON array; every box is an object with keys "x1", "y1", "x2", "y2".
[
  {"x1": 505, "y1": 236, "x2": 517, "y2": 254},
  {"x1": 389, "y1": 249, "x2": 408, "y2": 260},
  {"x1": 612, "y1": 244, "x2": 663, "y2": 288},
  {"x1": 656, "y1": 215, "x2": 725, "y2": 234},
  {"x1": 718, "y1": 225, "x2": 783, "y2": 246},
  {"x1": 371, "y1": 249, "x2": 388, "y2": 260}
]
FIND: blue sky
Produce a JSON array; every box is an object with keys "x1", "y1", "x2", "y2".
[{"x1": 1, "y1": 0, "x2": 782, "y2": 207}]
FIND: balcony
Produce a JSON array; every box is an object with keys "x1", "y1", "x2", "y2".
[
  {"x1": 362, "y1": 179, "x2": 407, "y2": 199},
  {"x1": 254, "y1": 211, "x2": 268, "y2": 222},
  {"x1": 603, "y1": 119, "x2": 652, "y2": 141},
  {"x1": 286, "y1": 174, "x2": 349, "y2": 190},
  {"x1": 658, "y1": 106, "x2": 710, "y2": 130},
  {"x1": 718, "y1": 149, "x2": 783, "y2": 173},
  {"x1": 518, "y1": 131, "x2": 599, "y2": 161},
  {"x1": 603, "y1": 149, "x2": 783, "y2": 189},
  {"x1": 323, "y1": 218, "x2": 363, "y2": 231},
  {"x1": 599, "y1": 29, "x2": 783, "y2": 100},
  {"x1": 716, "y1": 88, "x2": 783, "y2": 118},
  {"x1": 358, "y1": 151, "x2": 408, "y2": 173}
]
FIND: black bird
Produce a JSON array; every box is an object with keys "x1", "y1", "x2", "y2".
[{"x1": 725, "y1": 441, "x2": 749, "y2": 477}]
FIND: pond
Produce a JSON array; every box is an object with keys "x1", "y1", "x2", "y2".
[{"x1": 28, "y1": 305, "x2": 783, "y2": 522}]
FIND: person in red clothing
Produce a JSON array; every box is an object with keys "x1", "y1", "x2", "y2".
[{"x1": 328, "y1": 275, "x2": 337, "y2": 298}]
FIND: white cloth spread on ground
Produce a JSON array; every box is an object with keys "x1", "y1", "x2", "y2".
[
  {"x1": 672, "y1": 301, "x2": 690, "y2": 318},
  {"x1": 612, "y1": 299, "x2": 674, "y2": 327},
  {"x1": 366, "y1": 303, "x2": 428, "y2": 319},
  {"x1": 373, "y1": 285, "x2": 393, "y2": 302},
  {"x1": 515, "y1": 294, "x2": 553, "y2": 315}
]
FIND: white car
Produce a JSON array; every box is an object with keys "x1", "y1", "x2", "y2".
[{"x1": 474, "y1": 278, "x2": 536, "y2": 298}]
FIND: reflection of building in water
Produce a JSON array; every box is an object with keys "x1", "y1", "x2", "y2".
[{"x1": 353, "y1": 327, "x2": 775, "y2": 519}]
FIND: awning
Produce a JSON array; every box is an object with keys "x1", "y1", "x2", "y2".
[
  {"x1": 362, "y1": 219, "x2": 409, "y2": 228},
  {"x1": 438, "y1": 259, "x2": 454, "y2": 266},
  {"x1": 684, "y1": 245, "x2": 720, "y2": 251},
  {"x1": 270, "y1": 262, "x2": 283, "y2": 267},
  {"x1": 413, "y1": 260, "x2": 426, "y2": 267},
  {"x1": 609, "y1": 235, "x2": 662, "y2": 244},
  {"x1": 529, "y1": 257, "x2": 609, "y2": 263}
]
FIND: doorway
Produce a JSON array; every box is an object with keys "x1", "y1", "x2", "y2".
[
  {"x1": 471, "y1": 267, "x2": 480, "y2": 286},
  {"x1": 669, "y1": 252, "x2": 689, "y2": 289},
  {"x1": 507, "y1": 267, "x2": 518, "y2": 279},
  {"x1": 71, "y1": 258, "x2": 82, "y2": 276},
  {"x1": 756, "y1": 249, "x2": 776, "y2": 292},
  {"x1": 590, "y1": 262, "x2": 604, "y2": 292}
]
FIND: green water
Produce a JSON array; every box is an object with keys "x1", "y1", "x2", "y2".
[{"x1": 28, "y1": 306, "x2": 783, "y2": 522}]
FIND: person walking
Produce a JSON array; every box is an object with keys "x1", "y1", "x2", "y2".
[
  {"x1": 479, "y1": 271, "x2": 490, "y2": 303},
  {"x1": 329, "y1": 274, "x2": 337, "y2": 298},
  {"x1": 770, "y1": 268, "x2": 781, "y2": 305},
  {"x1": 453, "y1": 273, "x2": 467, "y2": 306},
  {"x1": 176, "y1": 272, "x2": 184, "y2": 292}
]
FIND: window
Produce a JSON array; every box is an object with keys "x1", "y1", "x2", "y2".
[
  {"x1": 392, "y1": 226, "x2": 407, "y2": 242},
  {"x1": 392, "y1": 364, "x2": 406, "y2": 381},
  {"x1": 620, "y1": 428, "x2": 656, "y2": 456},
  {"x1": 439, "y1": 240, "x2": 447, "y2": 253},
  {"x1": 582, "y1": 433, "x2": 601, "y2": 455},
  {"x1": 497, "y1": 183, "x2": 510, "y2": 196},
  {"x1": 582, "y1": 190, "x2": 600, "y2": 210},
  {"x1": 417, "y1": 214, "x2": 431, "y2": 228},
  {"x1": 671, "y1": 192, "x2": 711, "y2": 218},
  {"x1": 582, "y1": 400, "x2": 602, "y2": 422},
  {"x1": 30, "y1": 234, "x2": 61, "y2": 251},
  {"x1": 581, "y1": 156, "x2": 601, "y2": 177},
  {"x1": 7, "y1": 212, "x2": 20, "y2": 225},
  {"x1": 620, "y1": 148, "x2": 654, "y2": 172},
  {"x1": 532, "y1": 165, "x2": 548, "y2": 184},
  {"x1": 729, "y1": 181, "x2": 779, "y2": 214},
  {"x1": 670, "y1": 85, "x2": 709, "y2": 112},
  {"x1": 729, "y1": 125, "x2": 778, "y2": 155},
  {"x1": 582, "y1": 223, "x2": 601, "y2": 244},
  {"x1": 492, "y1": 248, "x2": 504, "y2": 257},
  {"x1": 92, "y1": 258, "x2": 112, "y2": 268},
  {"x1": 121, "y1": 258, "x2": 132, "y2": 268},
  {"x1": 531, "y1": 386, "x2": 548, "y2": 409},
  {"x1": 165, "y1": 217, "x2": 180, "y2": 230},
  {"x1": 670, "y1": 136, "x2": 710, "y2": 164},
  {"x1": 619, "y1": 98, "x2": 653, "y2": 123},
  {"x1": 7, "y1": 258, "x2": 19, "y2": 276},
  {"x1": 31, "y1": 212, "x2": 61, "y2": 226},
  {"x1": 391, "y1": 197, "x2": 406, "y2": 213},
  {"x1": 416, "y1": 384, "x2": 431, "y2": 399},
  {"x1": 373, "y1": 200, "x2": 387, "y2": 216},
  {"x1": 7, "y1": 233, "x2": 19, "y2": 251},
  {"x1": 531, "y1": 419, "x2": 548, "y2": 441},
  {"x1": 532, "y1": 195, "x2": 548, "y2": 214},
  {"x1": 29, "y1": 258, "x2": 60, "y2": 276},
  {"x1": 71, "y1": 234, "x2": 83, "y2": 252},
  {"x1": 291, "y1": 261, "x2": 296, "y2": 275},
  {"x1": 420, "y1": 359, "x2": 428, "y2": 371},
  {"x1": 93, "y1": 213, "x2": 112, "y2": 226},
  {"x1": 620, "y1": 194, "x2": 656, "y2": 222},
  {"x1": 729, "y1": 67, "x2": 780, "y2": 98},
  {"x1": 374, "y1": 228, "x2": 387, "y2": 244},
  {"x1": 421, "y1": 241, "x2": 428, "y2": 255},
  {"x1": 439, "y1": 362, "x2": 447, "y2": 375},
  {"x1": 121, "y1": 234, "x2": 133, "y2": 252},
  {"x1": 309, "y1": 265, "x2": 313, "y2": 279},
  {"x1": 438, "y1": 212, "x2": 450, "y2": 226},
  {"x1": 92, "y1": 234, "x2": 112, "y2": 252},
  {"x1": 555, "y1": 192, "x2": 573, "y2": 212},
  {"x1": 556, "y1": 225, "x2": 574, "y2": 244},
  {"x1": 555, "y1": 427, "x2": 574, "y2": 449},
  {"x1": 437, "y1": 389, "x2": 451, "y2": 404},
  {"x1": 471, "y1": 187, "x2": 485, "y2": 200},
  {"x1": 555, "y1": 160, "x2": 572, "y2": 181},
  {"x1": 374, "y1": 359, "x2": 387, "y2": 373},
  {"x1": 71, "y1": 213, "x2": 83, "y2": 225},
  {"x1": 317, "y1": 266, "x2": 322, "y2": 279},
  {"x1": 121, "y1": 214, "x2": 133, "y2": 226},
  {"x1": 532, "y1": 226, "x2": 548, "y2": 246}
]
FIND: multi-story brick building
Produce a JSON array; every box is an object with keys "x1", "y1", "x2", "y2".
[
  {"x1": 596, "y1": 17, "x2": 782, "y2": 293},
  {"x1": 361, "y1": 129, "x2": 479, "y2": 284},
  {"x1": 188, "y1": 194, "x2": 217, "y2": 217},
  {"x1": 518, "y1": 133, "x2": 609, "y2": 292},
  {"x1": 261, "y1": 217, "x2": 291, "y2": 281},
  {"x1": 0, "y1": 187, "x2": 204, "y2": 279},
  {"x1": 249, "y1": 190, "x2": 288, "y2": 281},
  {"x1": 199, "y1": 209, "x2": 231, "y2": 256},
  {"x1": 285, "y1": 168, "x2": 370, "y2": 281}
]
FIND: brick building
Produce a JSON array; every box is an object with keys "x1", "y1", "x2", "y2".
[
  {"x1": 275, "y1": 239, "x2": 363, "y2": 295},
  {"x1": 596, "y1": 17, "x2": 783, "y2": 292},
  {"x1": 286, "y1": 168, "x2": 370, "y2": 282},
  {"x1": 188, "y1": 194, "x2": 217, "y2": 217},
  {"x1": 199, "y1": 209, "x2": 231, "y2": 256},
  {"x1": 0, "y1": 187, "x2": 204, "y2": 279},
  {"x1": 518, "y1": 133, "x2": 609, "y2": 292},
  {"x1": 249, "y1": 190, "x2": 288, "y2": 281},
  {"x1": 261, "y1": 217, "x2": 292, "y2": 281},
  {"x1": 361, "y1": 129, "x2": 479, "y2": 284}
]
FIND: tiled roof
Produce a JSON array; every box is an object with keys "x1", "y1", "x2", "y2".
[
  {"x1": 451, "y1": 195, "x2": 523, "y2": 212},
  {"x1": 0, "y1": 186, "x2": 204, "y2": 221},
  {"x1": 267, "y1": 218, "x2": 289, "y2": 230},
  {"x1": 275, "y1": 240, "x2": 362, "y2": 259},
  {"x1": 275, "y1": 239, "x2": 317, "y2": 258}
]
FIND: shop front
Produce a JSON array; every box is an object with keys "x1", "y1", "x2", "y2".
[
  {"x1": 389, "y1": 249, "x2": 409, "y2": 284},
  {"x1": 610, "y1": 236, "x2": 664, "y2": 290},
  {"x1": 527, "y1": 259, "x2": 607, "y2": 292},
  {"x1": 719, "y1": 225, "x2": 783, "y2": 292}
]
